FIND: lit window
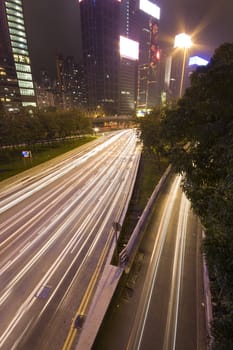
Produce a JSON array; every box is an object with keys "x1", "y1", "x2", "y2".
[
  {"x1": 6, "y1": 2, "x2": 22, "y2": 12},
  {"x1": 12, "y1": 47, "x2": 28, "y2": 55},
  {"x1": 10, "y1": 0, "x2": 22, "y2": 5},
  {"x1": 22, "y1": 102, "x2": 37, "y2": 107},
  {"x1": 8, "y1": 21, "x2": 25, "y2": 31},
  {"x1": 6, "y1": 8, "x2": 23, "y2": 18},
  {"x1": 9, "y1": 28, "x2": 25, "y2": 37},
  {"x1": 10, "y1": 35, "x2": 27, "y2": 44},
  {"x1": 18, "y1": 80, "x2": 33, "y2": 88},
  {"x1": 7, "y1": 15, "x2": 24, "y2": 25},
  {"x1": 12, "y1": 41, "x2": 28, "y2": 50},
  {"x1": 16, "y1": 72, "x2": 33, "y2": 81},
  {"x1": 20, "y1": 88, "x2": 35, "y2": 96},
  {"x1": 15, "y1": 63, "x2": 31, "y2": 72}
]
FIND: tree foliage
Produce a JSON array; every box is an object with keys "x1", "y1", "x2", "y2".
[
  {"x1": 159, "y1": 43, "x2": 233, "y2": 347},
  {"x1": 0, "y1": 108, "x2": 93, "y2": 147},
  {"x1": 138, "y1": 107, "x2": 165, "y2": 164}
]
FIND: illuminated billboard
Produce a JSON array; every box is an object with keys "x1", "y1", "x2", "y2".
[
  {"x1": 120, "y1": 36, "x2": 139, "y2": 60},
  {"x1": 139, "y1": 0, "x2": 160, "y2": 20},
  {"x1": 189, "y1": 56, "x2": 209, "y2": 66}
]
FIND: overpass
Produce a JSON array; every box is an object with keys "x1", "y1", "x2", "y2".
[{"x1": 92, "y1": 115, "x2": 137, "y2": 131}]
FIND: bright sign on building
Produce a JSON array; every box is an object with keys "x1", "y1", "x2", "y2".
[
  {"x1": 120, "y1": 36, "x2": 139, "y2": 60},
  {"x1": 189, "y1": 56, "x2": 209, "y2": 66},
  {"x1": 139, "y1": 0, "x2": 160, "y2": 20}
]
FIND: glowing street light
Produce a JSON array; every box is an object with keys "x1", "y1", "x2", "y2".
[
  {"x1": 174, "y1": 33, "x2": 192, "y2": 49},
  {"x1": 174, "y1": 33, "x2": 192, "y2": 97}
]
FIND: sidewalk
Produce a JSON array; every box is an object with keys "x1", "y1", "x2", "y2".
[{"x1": 75, "y1": 264, "x2": 124, "y2": 350}]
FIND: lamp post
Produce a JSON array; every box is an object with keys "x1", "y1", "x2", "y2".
[{"x1": 174, "y1": 33, "x2": 192, "y2": 97}]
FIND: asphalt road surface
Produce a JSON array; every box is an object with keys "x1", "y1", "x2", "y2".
[
  {"x1": 93, "y1": 174, "x2": 207, "y2": 350},
  {"x1": 0, "y1": 129, "x2": 141, "y2": 350}
]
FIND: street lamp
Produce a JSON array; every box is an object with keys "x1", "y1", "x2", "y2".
[{"x1": 174, "y1": 33, "x2": 192, "y2": 97}]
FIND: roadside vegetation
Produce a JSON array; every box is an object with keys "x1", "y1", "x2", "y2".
[
  {"x1": 0, "y1": 107, "x2": 94, "y2": 181},
  {"x1": 139, "y1": 43, "x2": 233, "y2": 349},
  {"x1": 0, "y1": 136, "x2": 96, "y2": 181},
  {"x1": 118, "y1": 150, "x2": 169, "y2": 250}
]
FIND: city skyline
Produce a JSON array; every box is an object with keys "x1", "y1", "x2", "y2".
[{"x1": 23, "y1": 0, "x2": 233, "y2": 81}]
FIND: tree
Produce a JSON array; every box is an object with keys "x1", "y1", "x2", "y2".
[
  {"x1": 138, "y1": 107, "x2": 165, "y2": 165},
  {"x1": 160, "y1": 43, "x2": 233, "y2": 347}
]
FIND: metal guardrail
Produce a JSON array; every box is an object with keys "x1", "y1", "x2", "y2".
[
  {"x1": 119, "y1": 165, "x2": 172, "y2": 271},
  {"x1": 202, "y1": 231, "x2": 214, "y2": 349}
]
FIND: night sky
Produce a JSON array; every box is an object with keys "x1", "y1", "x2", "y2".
[{"x1": 23, "y1": 0, "x2": 233, "y2": 81}]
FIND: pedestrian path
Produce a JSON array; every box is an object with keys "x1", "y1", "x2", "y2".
[{"x1": 75, "y1": 264, "x2": 124, "y2": 350}]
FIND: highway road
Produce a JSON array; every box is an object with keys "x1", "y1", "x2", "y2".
[
  {"x1": 93, "y1": 174, "x2": 206, "y2": 350},
  {"x1": 0, "y1": 129, "x2": 141, "y2": 350}
]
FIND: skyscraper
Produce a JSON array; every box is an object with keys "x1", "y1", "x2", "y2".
[
  {"x1": 79, "y1": 0, "x2": 160, "y2": 116},
  {"x1": 136, "y1": 0, "x2": 160, "y2": 111},
  {"x1": 79, "y1": 0, "x2": 121, "y2": 115},
  {"x1": 0, "y1": 0, "x2": 36, "y2": 111},
  {"x1": 54, "y1": 54, "x2": 87, "y2": 110},
  {"x1": 119, "y1": 0, "x2": 139, "y2": 115}
]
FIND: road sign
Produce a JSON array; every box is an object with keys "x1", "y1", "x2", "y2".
[{"x1": 22, "y1": 150, "x2": 32, "y2": 158}]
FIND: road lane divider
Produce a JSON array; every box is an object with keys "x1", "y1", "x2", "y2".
[{"x1": 62, "y1": 225, "x2": 113, "y2": 350}]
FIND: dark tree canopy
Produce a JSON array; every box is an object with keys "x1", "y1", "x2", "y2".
[
  {"x1": 159, "y1": 43, "x2": 233, "y2": 348},
  {"x1": 0, "y1": 108, "x2": 92, "y2": 146},
  {"x1": 161, "y1": 43, "x2": 233, "y2": 228},
  {"x1": 138, "y1": 107, "x2": 164, "y2": 163}
]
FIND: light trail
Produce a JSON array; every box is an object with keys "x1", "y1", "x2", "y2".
[
  {"x1": 0, "y1": 130, "x2": 129, "y2": 214},
  {"x1": 126, "y1": 175, "x2": 182, "y2": 350},
  {"x1": 163, "y1": 192, "x2": 190, "y2": 350},
  {"x1": 0, "y1": 130, "x2": 141, "y2": 349}
]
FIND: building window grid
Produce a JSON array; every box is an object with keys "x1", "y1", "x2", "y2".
[
  {"x1": 23, "y1": 102, "x2": 37, "y2": 107},
  {"x1": 9, "y1": 28, "x2": 26, "y2": 37},
  {"x1": 12, "y1": 40, "x2": 28, "y2": 50},
  {"x1": 15, "y1": 63, "x2": 31, "y2": 73},
  {"x1": 3, "y1": 0, "x2": 37, "y2": 106},
  {"x1": 18, "y1": 80, "x2": 33, "y2": 89},
  {"x1": 7, "y1": 0, "x2": 22, "y2": 5},
  {"x1": 6, "y1": 2, "x2": 22, "y2": 12},
  {"x1": 6, "y1": 8, "x2": 23, "y2": 18},
  {"x1": 16, "y1": 71, "x2": 33, "y2": 81},
  {"x1": 7, "y1": 15, "x2": 24, "y2": 25},
  {"x1": 8, "y1": 21, "x2": 25, "y2": 31},
  {"x1": 10, "y1": 35, "x2": 27, "y2": 44},
  {"x1": 20, "y1": 88, "x2": 35, "y2": 96},
  {"x1": 12, "y1": 47, "x2": 28, "y2": 55}
]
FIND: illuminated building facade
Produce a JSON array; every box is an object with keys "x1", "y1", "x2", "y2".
[
  {"x1": 119, "y1": 36, "x2": 139, "y2": 114},
  {"x1": 79, "y1": 0, "x2": 160, "y2": 115},
  {"x1": 136, "y1": 0, "x2": 160, "y2": 111},
  {"x1": 79, "y1": 0, "x2": 121, "y2": 115},
  {"x1": 0, "y1": 0, "x2": 36, "y2": 111},
  {"x1": 54, "y1": 55, "x2": 87, "y2": 110},
  {"x1": 119, "y1": 0, "x2": 139, "y2": 115}
]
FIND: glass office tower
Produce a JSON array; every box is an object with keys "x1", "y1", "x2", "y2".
[
  {"x1": 136, "y1": 0, "x2": 160, "y2": 111},
  {"x1": 79, "y1": 0, "x2": 121, "y2": 115},
  {"x1": 79, "y1": 0, "x2": 160, "y2": 115},
  {"x1": 0, "y1": 0, "x2": 36, "y2": 111}
]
